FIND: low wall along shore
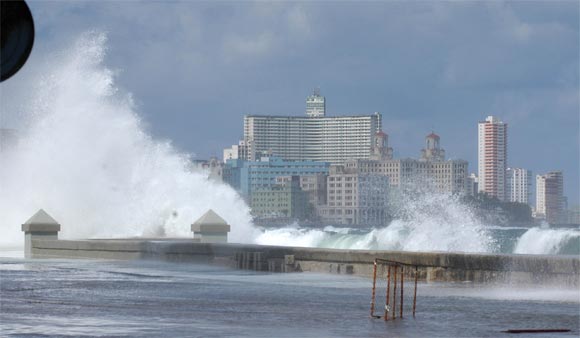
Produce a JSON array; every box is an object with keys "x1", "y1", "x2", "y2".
[
  {"x1": 20, "y1": 209, "x2": 580, "y2": 286},
  {"x1": 27, "y1": 238, "x2": 579, "y2": 286}
]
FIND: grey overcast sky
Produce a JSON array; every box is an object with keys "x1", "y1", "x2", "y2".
[{"x1": 3, "y1": 1, "x2": 580, "y2": 204}]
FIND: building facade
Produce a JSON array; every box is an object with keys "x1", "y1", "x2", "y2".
[
  {"x1": 566, "y1": 205, "x2": 580, "y2": 225},
  {"x1": 222, "y1": 157, "x2": 330, "y2": 199},
  {"x1": 466, "y1": 173, "x2": 479, "y2": 197},
  {"x1": 250, "y1": 176, "x2": 308, "y2": 220},
  {"x1": 223, "y1": 140, "x2": 251, "y2": 162},
  {"x1": 506, "y1": 168, "x2": 532, "y2": 205},
  {"x1": 318, "y1": 165, "x2": 390, "y2": 226},
  {"x1": 536, "y1": 171, "x2": 564, "y2": 224},
  {"x1": 341, "y1": 133, "x2": 468, "y2": 195},
  {"x1": 236, "y1": 91, "x2": 382, "y2": 164},
  {"x1": 478, "y1": 116, "x2": 508, "y2": 201},
  {"x1": 299, "y1": 174, "x2": 328, "y2": 207}
]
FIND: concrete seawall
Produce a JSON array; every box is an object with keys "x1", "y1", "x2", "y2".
[{"x1": 29, "y1": 238, "x2": 580, "y2": 286}]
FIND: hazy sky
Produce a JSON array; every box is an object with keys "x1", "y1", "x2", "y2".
[{"x1": 3, "y1": 1, "x2": 579, "y2": 204}]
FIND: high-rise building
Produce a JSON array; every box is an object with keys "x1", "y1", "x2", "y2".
[
  {"x1": 536, "y1": 171, "x2": 564, "y2": 224},
  {"x1": 478, "y1": 116, "x2": 508, "y2": 201},
  {"x1": 506, "y1": 168, "x2": 532, "y2": 205},
  {"x1": 466, "y1": 173, "x2": 479, "y2": 196},
  {"x1": 305, "y1": 88, "x2": 325, "y2": 117},
  {"x1": 240, "y1": 90, "x2": 382, "y2": 164}
]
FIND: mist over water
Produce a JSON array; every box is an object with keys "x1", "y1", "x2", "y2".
[
  {"x1": 0, "y1": 32, "x2": 257, "y2": 246},
  {"x1": 1, "y1": 32, "x2": 577, "y2": 257}
]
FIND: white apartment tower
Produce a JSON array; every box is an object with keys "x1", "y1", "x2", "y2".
[
  {"x1": 506, "y1": 168, "x2": 532, "y2": 205},
  {"x1": 242, "y1": 90, "x2": 382, "y2": 164},
  {"x1": 536, "y1": 171, "x2": 564, "y2": 224},
  {"x1": 478, "y1": 116, "x2": 508, "y2": 201}
]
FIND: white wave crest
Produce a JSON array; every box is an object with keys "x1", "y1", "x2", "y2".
[
  {"x1": 0, "y1": 31, "x2": 257, "y2": 246},
  {"x1": 256, "y1": 192, "x2": 496, "y2": 253},
  {"x1": 514, "y1": 227, "x2": 580, "y2": 255}
]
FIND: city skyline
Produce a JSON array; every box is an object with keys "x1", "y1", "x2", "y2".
[{"x1": 1, "y1": 1, "x2": 578, "y2": 203}]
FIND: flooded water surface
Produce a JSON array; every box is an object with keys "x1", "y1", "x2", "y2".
[{"x1": 1, "y1": 257, "x2": 578, "y2": 337}]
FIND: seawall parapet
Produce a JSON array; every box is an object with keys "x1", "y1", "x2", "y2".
[
  {"x1": 20, "y1": 209, "x2": 579, "y2": 286},
  {"x1": 27, "y1": 237, "x2": 579, "y2": 286}
]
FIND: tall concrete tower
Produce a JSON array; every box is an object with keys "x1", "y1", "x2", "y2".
[
  {"x1": 506, "y1": 167, "x2": 532, "y2": 205},
  {"x1": 478, "y1": 116, "x2": 508, "y2": 201},
  {"x1": 306, "y1": 88, "x2": 325, "y2": 117},
  {"x1": 536, "y1": 171, "x2": 564, "y2": 224}
]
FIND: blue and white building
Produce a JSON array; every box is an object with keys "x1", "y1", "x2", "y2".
[{"x1": 223, "y1": 157, "x2": 330, "y2": 200}]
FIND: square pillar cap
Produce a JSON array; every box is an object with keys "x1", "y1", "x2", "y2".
[
  {"x1": 21, "y1": 209, "x2": 61, "y2": 232},
  {"x1": 191, "y1": 209, "x2": 231, "y2": 232}
]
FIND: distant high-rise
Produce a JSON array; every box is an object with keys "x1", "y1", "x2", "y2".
[
  {"x1": 466, "y1": 173, "x2": 479, "y2": 197},
  {"x1": 506, "y1": 168, "x2": 532, "y2": 205},
  {"x1": 478, "y1": 116, "x2": 508, "y2": 201},
  {"x1": 241, "y1": 90, "x2": 382, "y2": 164},
  {"x1": 306, "y1": 88, "x2": 326, "y2": 117},
  {"x1": 536, "y1": 171, "x2": 564, "y2": 224}
]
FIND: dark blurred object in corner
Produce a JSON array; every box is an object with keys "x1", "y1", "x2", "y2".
[{"x1": 1, "y1": 0, "x2": 35, "y2": 82}]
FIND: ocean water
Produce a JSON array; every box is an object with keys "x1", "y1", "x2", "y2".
[
  {"x1": 1, "y1": 257, "x2": 578, "y2": 338},
  {"x1": 255, "y1": 224, "x2": 580, "y2": 256}
]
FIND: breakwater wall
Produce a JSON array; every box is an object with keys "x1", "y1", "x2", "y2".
[{"x1": 28, "y1": 238, "x2": 579, "y2": 286}]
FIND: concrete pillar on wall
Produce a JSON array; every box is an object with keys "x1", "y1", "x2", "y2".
[
  {"x1": 21, "y1": 209, "x2": 61, "y2": 259},
  {"x1": 191, "y1": 209, "x2": 231, "y2": 243}
]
